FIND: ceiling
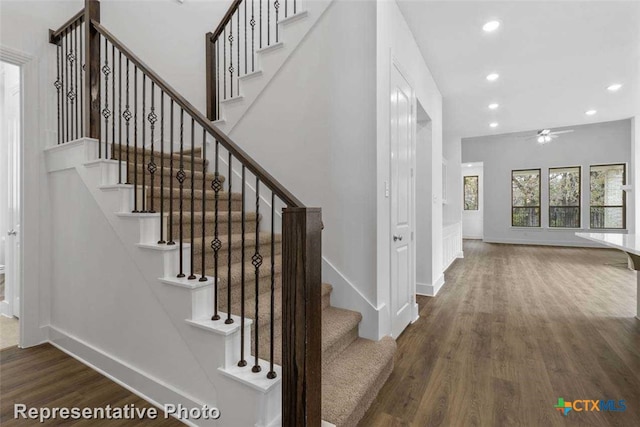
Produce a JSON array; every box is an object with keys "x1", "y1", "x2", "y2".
[{"x1": 396, "y1": 1, "x2": 640, "y2": 139}]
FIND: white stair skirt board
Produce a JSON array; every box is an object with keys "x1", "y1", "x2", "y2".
[
  {"x1": 416, "y1": 275, "x2": 446, "y2": 297},
  {"x1": 44, "y1": 138, "x2": 283, "y2": 427}
]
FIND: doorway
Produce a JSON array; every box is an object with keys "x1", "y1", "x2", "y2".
[
  {"x1": 389, "y1": 63, "x2": 415, "y2": 338},
  {"x1": 462, "y1": 162, "x2": 483, "y2": 239},
  {"x1": 0, "y1": 60, "x2": 21, "y2": 349}
]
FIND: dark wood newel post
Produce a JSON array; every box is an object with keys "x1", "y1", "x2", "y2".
[
  {"x1": 205, "y1": 33, "x2": 216, "y2": 121},
  {"x1": 282, "y1": 207, "x2": 322, "y2": 427},
  {"x1": 85, "y1": 0, "x2": 101, "y2": 140}
]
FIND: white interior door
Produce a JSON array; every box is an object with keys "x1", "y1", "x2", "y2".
[
  {"x1": 390, "y1": 64, "x2": 414, "y2": 338},
  {"x1": 1, "y1": 61, "x2": 21, "y2": 318}
]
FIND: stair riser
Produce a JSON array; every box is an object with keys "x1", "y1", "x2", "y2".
[
  {"x1": 152, "y1": 198, "x2": 244, "y2": 213},
  {"x1": 113, "y1": 149, "x2": 207, "y2": 169},
  {"x1": 218, "y1": 272, "x2": 282, "y2": 308},
  {"x1": 191, "y1": 242, "x2": 281, "y2": 269},
  {"x1": 170, "y1": 218, "x2": 260, "y2": 238},
  {"x1": 128, "y1": 173, "x2": 219, "y2": 190},
  {"x1": 322, "y1": 327, "x2": 359, "y2": 369}
]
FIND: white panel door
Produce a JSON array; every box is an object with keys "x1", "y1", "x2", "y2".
[{"x1": 390, "y1": 65, "x2": 414, "y2": 338}]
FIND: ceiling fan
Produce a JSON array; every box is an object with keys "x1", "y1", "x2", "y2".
[{"x1": 525, "y1": 128, "x2": 574, "y2": 144}]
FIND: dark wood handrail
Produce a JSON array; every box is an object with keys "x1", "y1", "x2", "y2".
[
  {"x1": 90, "y1": 19, "x2": 303, "y2": 208},
  {"x1": 210, "y1": 0, "x2": 243, "y2": 42},
  {"x1": 49, "y1": 9, "x2": 85, "y2": 43}
]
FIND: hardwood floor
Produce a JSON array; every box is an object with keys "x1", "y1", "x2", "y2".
[
  {"x1": 0, "y1": 344, "x2": 182, "y2": 426},
  {"x1": 360, "y1": 240, "x2": 640, "y2": 427}
]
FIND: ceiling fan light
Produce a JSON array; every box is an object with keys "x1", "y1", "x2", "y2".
[
  {"x1": 607, "y1": 83, "x2": 622, "y2": 92},
  {"x1": 486, "y1": 73, "x2": 499, "y2": 82},
  {"x1": 483, "y1": 20, "x2": 501, "y2": 32},
  {"x1": 488, "y1": 103, "x2": 499, "y2": 110},
  {"x1": 545, "y1": 136, "x2": 552, "y2": 143},
  {"x1": 537, "y1": 136, "x2": 545, "y2": 143}
]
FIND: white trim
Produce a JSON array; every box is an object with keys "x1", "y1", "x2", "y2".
[
  {"x1": 0, "y1": 45, "x2": 33, "y2": 65},
  {"x1": 47, "y1": 326, "x2": 205, "y2": 427},
  {"x1": 483, "y1": 237, "x2": 605, "y2": 248},
  {"x1": 277, "y1": 10, "x2": 309, "y2": 26},
  {"x1": 416, "y1": 274, "x2": 445, "y2": 297},
  {"x1": 463, "y1": 235, "x2": 483, "y2": 240}
]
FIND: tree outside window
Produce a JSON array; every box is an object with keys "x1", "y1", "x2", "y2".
[
  {"x1": 464, "y1": 176, "x2": 478, "y2": 210},
  {"x1": 512, "y1": 169, "x2": 540, "y2": 227}
]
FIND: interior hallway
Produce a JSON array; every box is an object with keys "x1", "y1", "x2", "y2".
[{"x1": 360, "y1": 240, "x2": 640, "y2": 426}]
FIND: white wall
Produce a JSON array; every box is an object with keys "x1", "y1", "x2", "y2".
[
  {"x1": 228, "y1": 0, "x2": 380, "y2": 337},
  {"x1": 462, "y1": 163, "x2": 483, "y2": 239},
  {"x1": 377, "y1": 0, "x2": 443, "y2": 336},
  {"x1": 443, "y1": 134, "x2": 462, "y2": 225},
  {"x1": 462, "y1": 119, "x2": 633, "y2": 247},
  {"x1": 415, "y1": 116, "x2": 432, "y2": 289},
  {"x1": 0, "y1": 0, "x2": 85, "y2": 346}
]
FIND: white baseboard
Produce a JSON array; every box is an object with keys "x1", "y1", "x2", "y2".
[
  {"x1": 456, "y1": 251, "x2": 464, "y2": 259},
  {"x1": 463, "y1": 235, "x2": 483, "y2": 240},
  {"x1": 321, "y1": 257, "x2": 382, "y2": 340},
  {"x1": 416, "y1": 275, "x2": 445, "y2": 297},
  {"x1": 483, "y1": 237, "x2": 604, "y2": 248},
  {"x1": 46, "y1": 326, "x2": 212, "y2": 427}
]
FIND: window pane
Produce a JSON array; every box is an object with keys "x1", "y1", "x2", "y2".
[
  {"x1": 512, "y1": 207, "x2": 540, "y2": 227},
  {"x1": 591, "y1": 207, "x2": 624, "y2": 229},
  {"x1": 512, "y1": 170, "x2": 540, "y2": 207},
  {"x1": 464, "y1": 176, "x2": 478, "y2": 210},
  {"x1": 549, "y1": 167, "x2": 580, "y2": 207},
  {"x1": 549, "y1": 167, "x2": 580, "y2": 228},
  {"x1": 590, "y1": 164, "x2": 624, "y2": 206},
  {"x1": 550, "y1": 207, "x2": 580, "y2": 228}
]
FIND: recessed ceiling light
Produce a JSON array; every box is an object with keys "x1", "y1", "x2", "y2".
[
  {"x1": 585, "y1": 110, "x2": 597, "y2": 116},
  {"x1": 486, "y1": 73, "x2": 499, "y2": 82},
  {"x1": 607, "y1": 83, "x2": 622, "y2": 92},
  {"x1": 483, "y1": 20, "x2": 501, "y2": 32},
  {"x1": 488, "y1": 103, "x2": 499, "y2": 110},
  {"x1": 490, "y1": 122, "x2": 498, "y2": 128}
]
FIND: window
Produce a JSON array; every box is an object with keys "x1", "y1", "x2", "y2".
[
  {"x1": 512, "y1": 169, "x2": 540, "y2": 227},
  {"x1": 549, "y1": 167, "x2": 581, "y2": 228},
  {"x1": 590, "y1": 164, "x2": 626, "y2": 229},
  {"x1": 464, "y1": 176, "x2": 478, "y2": 210}
]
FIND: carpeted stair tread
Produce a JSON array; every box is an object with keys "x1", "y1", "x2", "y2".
[
  {"x1": 190, "y1": 231, "x2": 281, "y2": 255},
  {"x1": 127, "y1": 162, "x2": 223, "y2": 182},
  {"x1": 170, "y1": 211, "x2": 258, "y2": 224},
  {"x1": 113, "y1": 146, "x2": 208, "y2": 168},
  {"x1": 322, "y1": 336, "x2": 396, "y2": 427},
  {"x1": 207, "y1": 255, "x2": 282, "y2": 289},
  {"x1": 320, "y1": 306, "x2": 361, "y2": 367},
  {"x1": 149, "y1": 186, "x2": 241, "y2": 201}
]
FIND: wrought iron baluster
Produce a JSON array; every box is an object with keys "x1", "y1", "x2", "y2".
[
  {"x1": 252, "y1": 179, "x2": 262, "y2": 373},
  {"x1": 225, "y1": 151, "x2": 233, "y2": 325},
  {"x1": 223, "y1": 29, "x2": 227, "y2": 100},
  {"x1": 251, "y1": 0, "x2": 255, "y2": 72},
  {"x1": 54, "y1": 44, "x2": 62, "y2": 144},
  {"x1": 260, "y1": 0, "x2": 263, "y2": 49},
  {"x1": 229, "y1": 19, "x2": 234, "y2": 98},
  {"x1": 124, "y1": 59, "x2": 131, "y2": 184},
  {"x1": 275, "y1": 0, "x2": 280, "y2": 43},
  {"x1": 79, "y1": 20, "x2": 83, "y2": 137},
  {"x1": 177, "y1": 109, "x2": 186, "y2": 278},
  {"x1": 285, "y1": 0, "x2": 288, "y2": 18},
  {"x1": 244, "y1": 0, "x2": 247, "y2": 76},
  {"x1": 133, "y1": 66, "x2": 139, "y2": 212},
  {"x1": 237, "y1": 8, "x2": 240, "y2": 95},
  {"x1": 211, "y1": 140, "x2": 221, "y2": 320},
  {"x1": 216, "y1": 41, "x2": 220, "y2": 119},
  {"x1": 148, "y1": 81, "x2": 157, "y2": 213},
  {"x1": 294, "y1": 0, "x2": 296, "y2": 14},
  {"x1": 141, "y1": 74, "x2": 147, "y2": 212},
  {"x1": 167, "y1": 100, "x2": 175, "y2": 245},
  {"x1": 65, "y1": 29, "x2": 69, "y2": 144},
  {"x1": 111, "y1": 43, "x2": 115, "y2": 159},
  {"x1": 199, "y1": 129, "x2": 208, "y2": 282},
  {"x1": 158, "y1": 93, "x2": 166, "y2": 244},
  {"x1": 267, "y1": 0, "x2": 270, "y2": 46},
  {"x1": 118, "y1": 51, "x2": 122, "y2": 183},
  {"x1": 74, "y1": 22, "x2": 79, "y2": 139},
  {"x1": 188, "y1": 118, "x2": 196, "y2": 280},
  {"x1": 267, "y1": 191, "x2": 276, "y2": 379},
  {"x1": 239, "y1": 165, "x2": 247, "y2": 367},
  {"x1": 102, "y1": 37, "x2": 110, "y2": 157}
]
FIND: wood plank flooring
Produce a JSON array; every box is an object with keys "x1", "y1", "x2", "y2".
[
  {"x1": 0, "y1": 344, "x2": 182, "y2": 426},
  {"x1": 360, "y1": 240, "x2": 640, "y2": 427}
]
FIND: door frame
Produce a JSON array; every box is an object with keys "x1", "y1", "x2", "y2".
[
  {"x1": 388, "y1": 58, "x2": 417, "y2": 338},
  {"x1": 0, "y1": 45, "x2": 34, "y2": 346}
]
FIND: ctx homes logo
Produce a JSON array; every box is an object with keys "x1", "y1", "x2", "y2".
[{"x1": 554, "y1": 398, "x2": 626, "y2": 416}]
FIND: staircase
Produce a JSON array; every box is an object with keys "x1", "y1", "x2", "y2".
[{"x1": 47, "y1": 1, "x2": 396, "y2": 426}]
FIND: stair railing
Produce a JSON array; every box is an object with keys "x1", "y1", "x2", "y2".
[
  {"x1": 49, "y1": 1, "x2": 321, "y2": 425},
  {"x1": 205, "y1": 0, "x2": 299, "y2": 121}
]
